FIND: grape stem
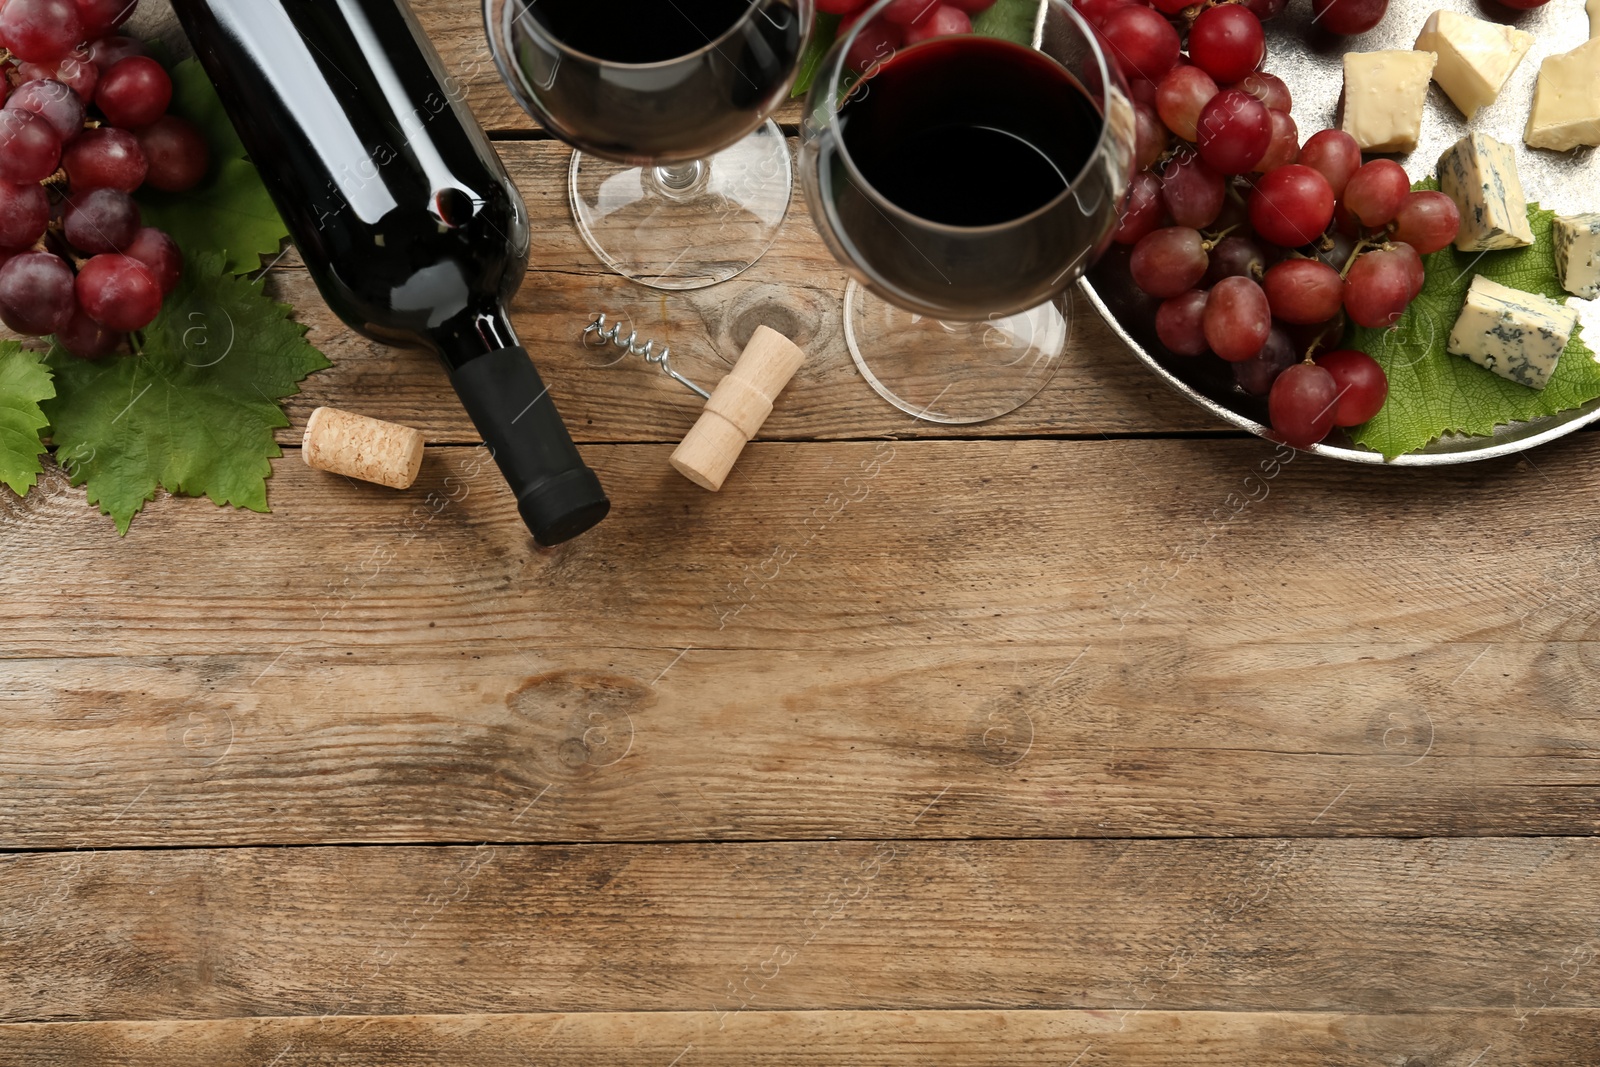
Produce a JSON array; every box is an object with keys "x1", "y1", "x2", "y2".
[
  {"x1": 1200, "y1": 223, "x2": 1241, "y2": 249},
  {"x1": 1339, "y1": 237, "x2": 1382, "y2": 279}
]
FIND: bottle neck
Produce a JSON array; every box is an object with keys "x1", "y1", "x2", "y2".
[{"x1": 432, "y1": 305, "x2": 520, "y2": 371}]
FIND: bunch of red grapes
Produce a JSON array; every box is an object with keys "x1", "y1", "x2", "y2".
[
  {"x1": 1084, "y1": 0, "x2": 1461, "y2": 448},
  {"x1": 0, "y1": 0, "x2": 208, "y2": 359},
  {"x1": 817, "y1": 0, "x2": 997, "y2": 57}
]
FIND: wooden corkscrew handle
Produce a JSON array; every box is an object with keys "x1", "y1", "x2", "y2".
[{"x1": 671, "y1": 327, "x2": 806, "y2": 492}]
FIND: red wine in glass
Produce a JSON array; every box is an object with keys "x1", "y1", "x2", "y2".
[
  {"x1": 800, "y1": 2, "x2": 1133, "y2": 423},
  {"x1": 486, "y1": 0, "x2": 812, "y2": 289}
]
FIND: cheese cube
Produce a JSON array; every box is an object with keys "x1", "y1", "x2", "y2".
[
  {"x1": 1554, "y1": 213, "x2": 1600, "y2": 300},
  {"x1": 1437, "y1": 133, "x2": 1535, "y2": 252},
  {"x1": 1525, "y1": 37, "x2": 1600, "y2": 152},
  {"x1": 1448, "y1": 276, "x2": 1578, "y2": 390},
  {"x1": 1413, "y1": 10, "x2": 1533, "y2": 120},
  {"x1": 1341, "y1": 50, "x2": 1437, "y2": 154}
]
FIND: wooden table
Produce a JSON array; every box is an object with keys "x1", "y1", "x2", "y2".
[{"x1": 4, "y1": 2, "x2": 1599, "y2": 1063}]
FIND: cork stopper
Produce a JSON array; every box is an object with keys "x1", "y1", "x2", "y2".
[
  {"x1": 301, "y1": 406, "x2": 425, "y2": 490},
  {"x1": 671, "y1": 326, "x2": 806, "y2": 491}
]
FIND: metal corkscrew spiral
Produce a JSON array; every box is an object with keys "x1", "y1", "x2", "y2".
[{"x1": 583, "y1": 313, "x2": 710, "y2": 399}]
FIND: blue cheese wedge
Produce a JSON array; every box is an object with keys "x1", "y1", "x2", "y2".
[
  {"x1": 1437, "y1": 133, "x2": 1535, "y2": 252},
  {"x1": 1447, "y1": 276, "x2": 1578, "y2": 390},
  {"x1": 1341, "y1": 50, "x2": 1437, "y2": 153},
  {"x1": 1554, "y1": 213, "x2": 1600, "y2": 300},
  {"x1": 1413, "y1": 10, "x2": 1533, "y2": 120},
  {"x1": 1525, "y1": 38, "x2": 1600, "y2": 152}
]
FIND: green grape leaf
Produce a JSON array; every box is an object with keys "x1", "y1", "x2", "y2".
[
  {"x1": 973, "y1": 0, "x2": 1042, "y2": 43},
  {"x1": 1347, "y1": 185, "x2": 1600, "y2": 460},
  {"x1": 40, "y1": 253, "x2": 330, "y2": 534},
  {"x1": 136, "y1": 58, "x2": 288, "y2": 275},
  {"x1": 0, "y1": 343, "x2": 55, "y2": 497},
  {"x1": 790, "y1": 0, "x2": 1040, "y2": 96}
]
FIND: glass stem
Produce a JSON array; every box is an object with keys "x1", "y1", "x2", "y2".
[{"x1": 653, "y1": 159, "x2": 707, "y2": 201}]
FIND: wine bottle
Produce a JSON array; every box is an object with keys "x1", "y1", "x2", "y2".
[{"x1": 169, "y1": 0, "x2": 609, "y2": 546}]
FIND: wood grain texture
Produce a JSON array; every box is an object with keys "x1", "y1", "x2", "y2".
[
  {"x1": 255, "y1": 139, "x2": 1215, "y2": 445},
  {"x1": 3, "y1": 839, "x2": 1599, "y2": 1022},
  {"x1": 4, "y1": 1009, "x2": 1596, "y2": 1065},
  {"x1": 4, "y1": 437, "x2": 1600, "y2": 846}
]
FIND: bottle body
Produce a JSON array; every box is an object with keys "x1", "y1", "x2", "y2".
[{"x1": 171, "y1": 0, "x2": 608, "y2": 544}]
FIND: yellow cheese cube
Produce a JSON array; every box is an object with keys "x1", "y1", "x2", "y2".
[
  {"x1": 1341, "y1": 50, "x2": 1438, "y2": 154},
  {"x1": 1413, "y1": 10, "x2": 1533, "y2": 120},
  {"x1": 1526, "y1": 37, "x2": 1600, "y2": 152}
]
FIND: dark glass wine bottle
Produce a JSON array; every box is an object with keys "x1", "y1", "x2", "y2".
[{"x1": 169, "y1": 0, "x2": 609, "y2": 546}]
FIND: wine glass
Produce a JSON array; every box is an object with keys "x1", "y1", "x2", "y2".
[
  {"x1": 799, "y1": 0, "x2": 1135, "y2": 423},
  {"x1": 485, "y1": 0, "x2": 812, "y2": 290}
]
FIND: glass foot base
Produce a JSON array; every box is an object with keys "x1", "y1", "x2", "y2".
[
  {"x1": 569, "y1": 120, "x2": 792, "y2": 291},
  {"x1": 843, "y1": 280, "x2": 1070, "y2": 424}
]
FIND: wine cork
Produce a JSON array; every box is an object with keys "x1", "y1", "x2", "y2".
[
  {"x1": 301, "y1": 406, "x2": 425, "y2": 490},
  {"x1": 671, "y1": 326, "x2": 806, "y2": 492}
]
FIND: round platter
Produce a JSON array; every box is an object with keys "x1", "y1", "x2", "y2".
[{"x1": 1081, "y1": 0, "x2": 1600, "y2": 464}]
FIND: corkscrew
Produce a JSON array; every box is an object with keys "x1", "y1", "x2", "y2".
[
  {"x1": 583, "y1": 313, "x2": 710, "y2": 400},
  {"x1": 580, "y1": 311, "x2": 808, "y2": 492}
]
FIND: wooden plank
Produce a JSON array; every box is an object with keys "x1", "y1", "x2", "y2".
[
  {"x1": 259, "y1": 139, "x2": 1215, "y2": 444},
  {"x1": 2, "y1": 636, "x2": 1597, "y2": 847},
  {"x1": 5, "y1": 438, "x2": 1597, "y2": 846},
  {"x1": 3, "y1": 839, "x2": 1598, "y2": 1021},
  {"x1": 3, "y1": 1009, "x2": 1595, "y2": 1065}
]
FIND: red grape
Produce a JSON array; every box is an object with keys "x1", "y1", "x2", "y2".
[
  {"x1": 1314, "y1": 349, "x2": 1388, "y2": 425},
  {"x1": 1233, "y1": 325, "x2": 1297, "y2": 395},
  {"x1": 843, "y1": 19, "x2": 900, "y2": 73},
  {"x1": 64, "y1": 187, "x2": 141, "y2": 254},
  {"x1": 63, "y1": 126, "x2": 148, "y2": 191},
  {"x1": 1159, "y1": 150, "x2": 1225, "y2": 228},
  {"x1": 1156, "y1": 289, "x2": 1210, "y2": 355},
  {"x1": 1228, "y1": 70, "x2": 1291, "y2": 111},
  {"x1": 1390, "y1": 190, "x2": 1460, "y2": 254},
  {"x1": 74, "y1": 0, "x2": 136, "y2": 37},
  {"x1": 124, "y1": 226, "x2": 182, "y2": 295},
  {"x1": 56, "y1": 307, "x2": 126, "y2": 359},
  {"x1": 1188, "y1": 5, "x2": 1265, "y2": 84},
  {"x1": 1263, "y1": 258, "x2": 1344, "y2": 324},
  {"x1": 1203, "y1": 234, "x2": 1266, "y2": 286},
  {"x1": 1130, "y1": 226, "x2": 1209, "y2": 298},
  {"x1": 1248, "y1": 164, "x2": 1335, "y2": 248},
  {"x1": 76, "y1": 253, "x2": 165, "y2": 331},
  {"x1": 944, "y1": 0, "x2": 998, "y2": 10},
  {"x1": 1389, "y1": 239, "x2": 1425, "y2": 299},
  {"x1": 0, "y1": 109, "x2": 63, "y2": 184},
  {"x1": 1155, "y1": 64, "x2": 1218, "y2": 142},
  {"x1": 1297, "y1": 129, "x2": 1361, "y2": 198},
  {"x1": 1101, "y1": 5, "x2": 1181, "y2": 82},
  {"x1": 1343, "y1": 159, "x2": 1410, "y2": 227},
  {"x1": 1195, "y1": 89, "x2": 1271, "y2": 174},
  {"x1": 0, "y1": 182, "x2": 51, "y2": 250},
  {"x1": 1310, "y1": 0, "x2": 1388, "y2": 34},
  {"x1": 1492, "y1": 0, "x2": 1548, "y2": 7},
  {"x1": 1132, "y1": 102, "x2": 1169, "y2": 171},
  {"x1": 1269, "y1": 363, "x2": 1339, "y2": 447},
  {"x1": 96, "y1": 56, "x2": 173, "y2": 129},
  {"x1": 1076, "y1": 0, "x2": 1133, "y2": 30},
  {"x1": 1113, "y1": 171, "x2": 1166, "y2": 245},
  {"x1": 1253, "y1": 108, "x2": 1299, "y2": 172},
  {"x1": 18, "y1": 48, "x2": 100, "y2": 100},
  {"x1": 5, "y1": 79, "x2": 86, "y2": 142},
  {"x1": 1241, "y1": 0, "x2": 1288, "y2": 20},
  {"x1": 1204, "y1": 276, "x2": 1272, "y2": 361},
  {"x1": 1150, "y1": 0, "x2": 1190, "y2": 12},
  {"x1": 883, "y1": 0, "x2": 940, "y2": 23},
  {"x1": 0, "y1": 251, "x2": 77, "y2": 335},
  {"x1": 0, "y1": 0, "x2": 85, "y2": 63},
  {"x1": 86, "y1": 34, "x2": 146, "y2": 71},
  {"x1": 136, "y1": 115, "x2": 211, "y2": 193},
  {"x1": 1343, "y1": 248, "x2": 1412, "y2": 328},
  {"x1": 904, "y1": 6, "x2": 971, "y2": 41},
  {"x1": 815, "y1": 0, "x2": 868, "y2": 11}
]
